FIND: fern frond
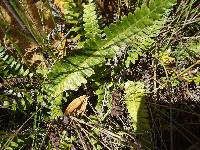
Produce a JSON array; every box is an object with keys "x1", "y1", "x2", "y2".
[
  {"x1": 62, "y1": 0, "x2": 83, "y2": 47},
  {"x1": 45, "y1": 0, "x2": 175, "y2": 97},
  {"x1": 124, "y1": 80, "x2": 152, "y2": 148},
  {"x1": 124, "y1": 81, "x2": 149, "y2": 131},
  {"x1": 63, "y1": 0, "x2": 80, "y2": 23},
  {"x1": 86, "y1": 0, "x2": 175, "y2": 68},
  {"x1": 92, "y1": 0, "x2": 175, "y2": 49},
  {"x1": 0, "y1": 45, "x2": 32, "y2": 78},
  {"x1": 45, "y1": 45, "x2": 119, "y2": 97},
  {"x1": 83, "y1": 0, "x2": 101, "y2": 39}
]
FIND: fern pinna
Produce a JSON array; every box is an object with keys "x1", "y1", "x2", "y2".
[{"x1": 45, "y1": 0, "x2": 176, "y2": 98}]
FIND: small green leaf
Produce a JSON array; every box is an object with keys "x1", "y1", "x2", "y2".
[{"x1": 10, "y1": 141, "x2": 18, "y2": 148}]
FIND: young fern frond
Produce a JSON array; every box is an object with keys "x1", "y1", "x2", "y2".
[
  {"x1": 45, "y1": 0, "x2": 176, "y2": 98},
  {"x1": 83, "y1": 0, "x2": 101, "y2": 39}
]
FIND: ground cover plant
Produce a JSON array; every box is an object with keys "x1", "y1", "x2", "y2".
[{"x1": 0, "y1": 0, "x2": 200, "y2": 149}]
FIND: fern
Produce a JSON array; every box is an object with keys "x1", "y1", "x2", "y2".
[
  {"x1": 124, "y1": 80, "x2": 152, "y2": 148},
  {"x1": 0, "y1": 45, "x2": 32, "y2": 78},
  {"x1": 124, "y1": 81, "x2": 149, "y2": 131},
  {"x1": 83, "y1": 0, "x2": 101, "y2": 39},
  {"x1": 45, "y1": 0, "x2": 175, "y2": 98},
  {"x1": 44, "y1": 46, "x2": 117, "y2": 97},
  {"x1": 62, "y1": 0, "x2": 83, "y2": 47},
  {"x1": 63, "y1": 0, "x2": 80, "y2": 23},
  {"x1": 93, "y1": 1, "x2": 174, "y2": 50},
  {"x1": 0, "y1": 44, "x2": 35, "y2": 111}
]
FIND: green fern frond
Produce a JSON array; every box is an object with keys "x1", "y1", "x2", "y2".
[
  {"x1": 86, "y1": 0, "x2": 175, "y2": 67},
  {"x1": 63, "y1": 0, "x2": 80, "y2": 23},
  {"x1": 90, "y1": 0, "x2": 175, "y2": 50},
  {"x1": 45, "y1": 45, "x2": 119, "y2": 97},
  {"x1": 124, "y1": 81, "x2": 149, "y2": 131},
  {"x1": 124, "y1": 80, "x2": 152, "y2": 149},
  {"x1": 45, "y1": 0, "x2": 175, "y2": 97},
  {"x1": 63, "y1": 0, "x2": 83, "y2": 46},
  {"x1": 83, "y1": 0, "x2": 101, "y2": 39},
  {"x1": 0, "y1": 45, "x2": 32, "y2": 78}
]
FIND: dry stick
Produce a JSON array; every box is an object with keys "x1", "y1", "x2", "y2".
[
  {"x1": 152, "y1": 56, "x2": 157, "y2": 95},
  {"x1": 182, "y1": 36, "x2": 200, "y2": 39},
  {"x1": 75, "y1": 119, "x2": 111, "y2": 150},
  {"x1": 70, "y1": 116, "x2": 141, "y2": 149},
  {"x1": 155, "y1": 106, "x2": 200, "y2": 148},
  {"x1": 145, "y1": 55, "x2": 160, "y2": 149},
  {"x1": 75, "y1": 119, "x2": 112, "y2": 150},
  {"x1": 76, "y1": 123, "x2": 94, "y2": 150},
  {"x1": 148, "y1": 102, "x2": 168, "y2": 150},
  {"x1": 155, "y1": 107, "x2": 198, "y2": 148},
  {"x1": 150, "y1": 102, "x2": 200, "y2": 117},
  {"x1": 173, "y1": 17, "x2": 200, "y2": 40},
  {"x1": 169, "y1": 88, "x2": 173, "y2": 150},
  {"x1": 175, "y1": 60, "x2": 200, "y2": 79},
  {"x1": 72, "y1": 120, "x2": 89, "y2": 150},
  {"x1": 183, "y1": 17, "x2": 200, "y2": 26},
  {"x1": 148, "y1": 47, "x2": 158, "y2": 115},
  {"x1": 83, "y1": 98, "x2": 143, "y2": 148},
  {"x1": 164, "y1": 6, "x2": 199, "y2": 48},
  {"x1": 155, "y1": 56, "x2": 174, "y2": 150}
]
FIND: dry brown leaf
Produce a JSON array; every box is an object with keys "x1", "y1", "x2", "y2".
[
  {"x1": 53, "y1": 0, "x2": 65, "y2": 14},
  {"x1": 64, "y1": 95, "x2": 89, "y2": 115}
]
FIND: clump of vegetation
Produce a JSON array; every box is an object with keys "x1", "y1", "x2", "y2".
[{"x1": 0, "y1": 0, "x2": 200, "y2": 149}]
